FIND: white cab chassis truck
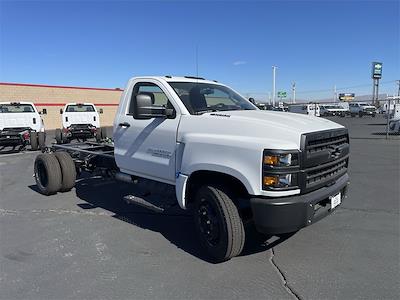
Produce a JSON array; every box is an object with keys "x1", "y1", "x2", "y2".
[
  {"x1": 34, "y1": 76, "x2": 350, "y2": 262},
  {"x1": 55, "y1": 103, "x2": 106, "y2": 144},
  {"x1": 0, "y1": 101, "x2": 46, "y2": 151}
]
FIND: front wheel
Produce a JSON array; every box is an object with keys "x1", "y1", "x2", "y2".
[{"x1": 193, "y1": 184, "x2": 245, "y2": 262}]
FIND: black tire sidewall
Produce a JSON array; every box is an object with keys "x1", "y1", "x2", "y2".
[
  {"x1": 194, "y1": 187, "x2": 229, "y2": 260},
  {"x1": 30, "y1": 132, "x2": 38, "y2": 150},
  {"x1": 34, "y1": 154, "x2": 62, "y2": 195},
  {"x1": 38, "y1": 132, "x2": 46, "y2": 147},
  {"x1": 54, "y1": 152, "x2": 76, "y2": 192},
  {"x1": 55, "y1": 129, "x2": 62, "y2": 144},
  {"x1": 193, "y1": 185, "x2": 244, "y2": 262}
]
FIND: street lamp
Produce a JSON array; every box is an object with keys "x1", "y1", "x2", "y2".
[{"x1": 272, "y1": 66, "x2": 277, "y2": 106}]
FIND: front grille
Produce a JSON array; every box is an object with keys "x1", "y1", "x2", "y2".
[
  {"x1": 300, "y1": 129, "x2": 349, "y2": 192},
  {"x1": 307, "y1": 135, "x2": 348, "y2": 153},
  {"x1": 305, "y1": 158, "x2": 347, "y2": 189}
]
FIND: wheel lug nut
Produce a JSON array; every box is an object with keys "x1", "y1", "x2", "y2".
[{"x1": 206, "y1": 220, "x2": 210, "y2": 224}]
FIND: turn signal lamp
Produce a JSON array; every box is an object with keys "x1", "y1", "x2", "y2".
[
  {"x1": 264, "y1": 155, "x2": 279, "y2": 165},
  {"x1": 263, "y1": 176, "x2": 278, "y2": 186}
]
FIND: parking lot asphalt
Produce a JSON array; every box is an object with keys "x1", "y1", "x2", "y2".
[{"x1": 0, "y1": 115, "x2": 399, "y2": 299}]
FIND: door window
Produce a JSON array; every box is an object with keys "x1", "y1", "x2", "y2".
[{"x1": 128, "y1": 82, "x2": 173, "y2": 115}]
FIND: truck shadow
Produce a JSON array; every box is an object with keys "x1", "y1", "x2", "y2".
[{"x1": 73, "y1": 177, "x2": 293, "y2": 263}]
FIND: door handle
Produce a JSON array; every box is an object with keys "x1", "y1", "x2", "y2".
[{"x1": 118, "y1": 122, "x2": 130, "y2": 128}]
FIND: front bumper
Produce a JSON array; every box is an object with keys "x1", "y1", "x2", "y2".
[{"x1": 250, "y1": 173, "x2": 349, "y2": 235}]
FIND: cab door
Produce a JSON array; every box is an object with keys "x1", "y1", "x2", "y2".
[{"x1": 113, "y1": 80, "x2": 180, "y2": 184}]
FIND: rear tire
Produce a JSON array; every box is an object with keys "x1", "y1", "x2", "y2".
[
  {"x1": 38, "y1": 132, "x2": 46, "y2": 148},
  {"x1": 54, "y1": 151, "x2": 76, "y2": 192},
  {"x1": 55, "y1": 129, "x2": 63, "y2": 144},
  {"x1": 101, "y1": 127, "x2": 107, "y2": 139},
  {"x1": 193, "y1": 184, "x2": 245, "y2": 262},
  {"x1": 359, "y1": 111, "x2": 363, "y2": 118},
  {"x1": 34, "y1": 154, "x2": 62, "y2": 195},
  {"x1": 96, "y1": 128, "x2": 102, "y2": 142},
  {"x1": 30, "y1": 132, "x2": 38, "y2": 151}
]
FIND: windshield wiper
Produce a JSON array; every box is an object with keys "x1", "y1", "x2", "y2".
[{"x1": 193, "y1": 109, "x2": 217, "y2": 115}]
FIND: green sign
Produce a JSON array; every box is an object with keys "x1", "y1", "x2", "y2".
[
  {"x1": 372, "y1": 62, "x2": 383, "y2": 79},
  {"x1": 277, "y1": 91, "x2": 287, "y2": 98}
]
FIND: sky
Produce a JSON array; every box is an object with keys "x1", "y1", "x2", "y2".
[{"x1": 0, "y1": 0, "x2": 399, "y2": 101}]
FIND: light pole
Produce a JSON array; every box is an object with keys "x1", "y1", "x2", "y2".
[
  {"x1": 292, "y1": 82, "x2": 296, "y2": 104},
  {"x1": 333, "y1": 85, "x2": 337, "y2": 103},
  {"x1": 272, "y1": 66, "x2": 277, "y2": 106}
]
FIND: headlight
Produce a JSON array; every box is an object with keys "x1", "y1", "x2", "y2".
[
  {"x1": 262, "y1": 150, "x2": 299, "y2": 191},
  {"x1": 263, "y1": 151, "x2": 299, "y2": 167}
]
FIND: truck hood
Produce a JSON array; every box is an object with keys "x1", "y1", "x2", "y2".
[{"x1": 178, "y1": 110, "x2": 344, "y2": 149}]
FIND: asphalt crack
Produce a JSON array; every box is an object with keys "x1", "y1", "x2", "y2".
[{"x1": 269, "y1": 247, "x2": 301, "y2": 300}]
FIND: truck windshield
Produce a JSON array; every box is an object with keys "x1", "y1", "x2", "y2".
[
  {"x1": 66, "y1": 105, "x2": 95, "y2": 112},
  {"x1": 0, "y1": 103, "x2": 35, "y2": 113},
  {"x1": 168, "y1": 82, "x2": 256, "y2": 114}
]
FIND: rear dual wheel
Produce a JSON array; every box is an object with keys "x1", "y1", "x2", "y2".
[
  {"x1": 30, "y1": 132, "x2": 38, "y2": 151},
  {"x1": 95, "y1": 127, "x2": 107, "y2": 142},
  {"x1": 55, "y1": 129, "x2": 64, "y2": 144},
  {"x1": 34, "y1": 152, "x2": 76, "y2": 195},
  {"x1": 30, "y1": 132, "x2": 46, "y2": 151}
]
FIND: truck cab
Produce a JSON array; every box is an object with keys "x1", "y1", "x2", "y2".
[
  {"x1": 112, "y1": 76, "x2": 350, "y2": 261},
  {"x1": 56, "y1": 103, "x2": 104, "y2": 143},
  {"x1": 34, "y1": 76, "x2": 350, "y2": 262},
  {"x1": 0, "y1": 101, "x2": 46, "y2": 150}
]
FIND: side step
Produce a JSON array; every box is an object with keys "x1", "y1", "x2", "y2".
[{"x1": 123, "y1": 195, "x2": 165, "y2": 213}]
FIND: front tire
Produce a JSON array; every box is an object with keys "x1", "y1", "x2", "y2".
[{"x1": 193, "y1": 184, "x2": 245, "y2": 262}]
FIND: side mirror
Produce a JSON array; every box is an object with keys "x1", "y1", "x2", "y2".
[
  {"x1": 133, "y1": 94, "x2": 171, "y2": 119},
  {"x1": 249, "y1": 97, "x2": 256, "y2": 104},
  {"x1": 60, "y1": 108, "x2": 63, "y2": 114},
  {"x1": 99, "y1": 108, "x2": 104, "y2": 114},
  {"x1": 42, "y1": 108, "x2": 47, "y2": 115}
]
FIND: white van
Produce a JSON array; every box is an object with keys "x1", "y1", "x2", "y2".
[
  {"x1": 288, "y1": 104, "x2": 320, "y2": 117},
  {"x1": 0, "y1": 101, "x2": 46, "y2": 150}
]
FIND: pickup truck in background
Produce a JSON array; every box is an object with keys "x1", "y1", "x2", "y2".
[
  {"x1": 349, "y1": 102, "x2": 376, "y2": 117},
  {"x1": 34, "y1": 76, "x2": 350, "y2": 262},
  {"x1": 0, "y1": 101, "x2": 46, "y2": 151},
  {"x1": 55, "y1": 103, "x2": 106, "y2": 144},
  {"x1": 320, "y1": 105, "x2": 348, "y2": 117}
]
